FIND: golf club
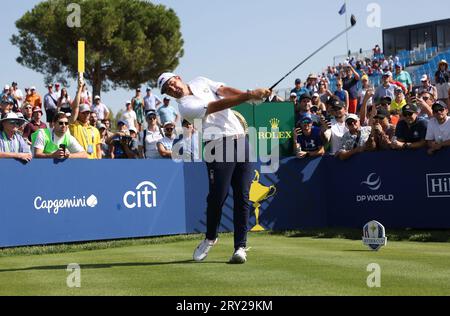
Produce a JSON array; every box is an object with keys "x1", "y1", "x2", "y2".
[{"x1": 269, "y1": 14, "x2": 357, "y2": 91}]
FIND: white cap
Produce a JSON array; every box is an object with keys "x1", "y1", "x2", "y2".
[
  {"x1": 157, "y1": 72, "x2": 177, "y2": 94},
  {"x1": 345, "y1": 113, "x2": 360, "y2": 122},
  {"x1": 128, "y1": 126, "x2": 137, "y2": 134},
  {"x1": 290, "y1": 92, "x2": 297, "y2": 97},
  {"x1": 382, "y1": 71, "x2": 392, "y2": 77},
  {"x1": 421, "y1": 74, "x2": 429, "y2": 82},
  {"x1": 125, "y1": 100, "x2": 131, "y2": 105},
  {"x1": 312, "y1": 93, "x2": 320, "y2": 98},
  {"x1": 4, "y1": 85, "x2": 10, "y2": 90},
  {"x1": 94, "y1": 95, "x2": 101, "y2": 100},
  {"x1": 163, "y1": 121, "x2": 175, "y2": 128},
  {"x1": 30, "y1": 86, "x2": 36, "y2": 90}
]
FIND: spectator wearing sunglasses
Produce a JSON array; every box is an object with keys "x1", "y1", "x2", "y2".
[
  {"x1": 138, "y1": 110, "x2": 163, "y2": 159},
  {"x1": 293, "y1": 114, "x2": 324, "y2": 159},
  {"x1": 32, "y1": 112, "x2": 88, "y2": 159},
  {"x1": 0, "y1": 112, "x2": 32, "y2": 162},
  {"x1": 416, "y1": 91, "x2": 434, "y2": 118},
  {"x1": 336, "y1": 114, "x2": 372, "y2": 160},
  {"x1": 426, "y1": 101, "x2": 450, "y2": 155},
  {"x1": 391, "y1": 104, "x2": 428, "y2": 151},
  {"x1": 157, "y1": 121, "x2": 175, "y2": 158}
]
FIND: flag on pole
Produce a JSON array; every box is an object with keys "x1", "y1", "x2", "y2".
[{"x1": 338, "y1": 3, "x2": 346, "y2": 15}]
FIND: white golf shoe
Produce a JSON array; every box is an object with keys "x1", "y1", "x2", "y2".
[
  {"x1": 229, "y1": 247, "x2": 248, "y2": 264},
  {"x1": 193, "y1": 238, "x2": 218, "y2": 261}
]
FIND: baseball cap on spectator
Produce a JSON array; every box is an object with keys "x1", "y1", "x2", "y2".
[
  {"x1": 345, "y1": 113, "x2": 359, "y2": 123},
  {"x1": 163, "y1": 121, "x2": 175, "y2": 128},
  {"x1": 136, "y1": 88, "x2": 141, "y2": 92},
  {"x1": 295, "y1": 78, "x2": 301, "y2": 84},
  {"x1": 47, "y1": 84, "x2": 53, "y2": 88},
  {"x1": 32, "y1": 106, "x2": 43, "y2": 114},
  {"x1": 182, "y1": 119, "x2": 191, "y2": 126},
  {"x1": 402, "y1": 104, "x2": 418, "y2": 115},
  {"x1": 361, "y1": 75, "x2": 369, "y2": 81},
  {"x1": 380, "y1": 96, "x2": 392, "y2": 104},
  {"x1": 11, "y1": 82, "x2": 18, "y2": 87},
  {"x1": 22, "y1": 103, "x2": 32, "y2": 109},
  {"x1": 331, "y1": 99, "x2": 345, "y2": 109},
  {"x1": 98, "y1": 123, "x2": 106, "y2": 130},
  {"x1": 4, "y1": 85, "x2": 10, "y2": 90},
  {"x1": 421, "y1": 74, "x2": 429, "y2": 82},
  {"x1": 1, "y1": 96, "x2": 14, "y2": 105},
  {"x1": 307, "y1": 73, "x2": 318, "y2": 80},
  {"x1": 290, "y1": 92, "x2": 297, "y2": 98},
  {"x1": 163, "y1": 97, "x2": 170, "y2": 101},
  {"x1": 312, "y1": 93, "x2": 320, "y2": 98},
  {"x1": 146, "y1": 110, "x2": 157, "y2": 118},
  {"x1": 374, "y1": 107, "x2": 389, "y2": 119},
  {"x1": 30, "y1": 86, "x2": 36, "y2": 90},
  {"x1": 117, "y1": 120, "x2": 126, "y2": 126},
  {"x1": 79, "y1": 104, "x2": 92, "y2": 113},
  {"x1": 432, "y1": 101, "x2": 447, "y2": 112},
  {"x1": 128, "y1": 126, "x2": 137, "y2": 134},
  {"x1": 125, "y1": 100, "x2": 131, "y2": 105},
  {"x1": 94, "y1": 95, "x2": 101, "y2": 100},
  {"x1": 395, "y1": 63, "x2": 402, "y2": 69},
  {"x1": 382, "y1": 71, "x2": 392, "y2": 77},
  {"x1": 297, "y1": 113, "x2": 313, "y2": 126},
  {"x1": 158, "y1": 72, "x2": 177, "y2": 94},
  {"x1": 146, "y1": 87, "x2": 151, "y2": 91},
  {"x1": 299, "y1": 92, "x2": 312, "y2": 101}
]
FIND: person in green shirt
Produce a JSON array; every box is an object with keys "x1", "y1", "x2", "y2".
[{"x1": 394, "y1": 64, "x2": 412, "y2": 93}]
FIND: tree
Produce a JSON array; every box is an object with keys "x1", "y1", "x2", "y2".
[{"x1": 11, "y1": 0, "x2": 184, "y2": 97}]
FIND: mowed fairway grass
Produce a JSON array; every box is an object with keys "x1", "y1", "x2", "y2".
[{"x1": 1, "y1": 232, "x2": 450, "y2": 296}]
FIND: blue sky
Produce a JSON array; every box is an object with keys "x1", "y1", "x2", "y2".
[{"x1": 1, "y1": 0, "x2": 450, "y2": 115}]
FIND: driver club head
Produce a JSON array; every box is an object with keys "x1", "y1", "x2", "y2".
[{"x1": 350, "y1": 15, "x2": 357, "y2": 27}]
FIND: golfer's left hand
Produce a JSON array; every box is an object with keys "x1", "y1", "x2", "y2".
[{"x1": 249, "y1": 88, "x2": 271, "y2": 100}]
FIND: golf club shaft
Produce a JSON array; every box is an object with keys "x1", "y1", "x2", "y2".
[{"x1": 269, "y1": 24, "x2": 355, "y2": 91}]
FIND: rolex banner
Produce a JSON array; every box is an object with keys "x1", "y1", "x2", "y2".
[{"x1": 235, "y1": 102, "x2": 295, "y2": 158}]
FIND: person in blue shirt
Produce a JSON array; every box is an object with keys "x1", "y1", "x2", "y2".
[
  {"x1": 293, "y1": 114, "x2": 325, "y2": 159},
  {"x1": 157, "y1": 97, "x2": 180, "y2": 126}
]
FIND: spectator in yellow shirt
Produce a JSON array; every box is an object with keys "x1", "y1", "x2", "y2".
[{"x1": 69, "y1": 77, "x2": 101, "y2": 159}]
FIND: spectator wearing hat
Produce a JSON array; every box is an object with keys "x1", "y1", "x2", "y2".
[
  {"x1": 318, "y1": 80, "x2": 331, "y2": 106},
  {"x1": 157, "y1": 121, "x2": 176, "y2": 158},
  {"x1": 0, "y1": 112, "x2": 32, "y2": 162},
  {"x1": 90, "y1": 96, "x2": 109, "y2": 121},
  {"x1": 336, "y1": 114, "x2": 372, "y2": 160},
  {"x1": 172, "y1": 119, "x2": 199, "y2": 162},
  {"x1": 11, "y1": 82, "x2": 24, "y2": 109},
  {"x1": 290, "y1": 79, "x2": 304, "y2": 101},
  {"x1": 138, "y1": 110, "x2": 163, "y2": 159},
  {"x1": 434, "y1": 60, "x2": 450, "y2": 106},
  {"x1": 110, "y1": 126, "x2": 139, "y2": 159},
  {"x1": 57, "y1": 88, "x2": 72, "y2": 115},
  {"x1": 390, "y1": 88, "x2": 407, "y2": 120},
  {"x1": 25, "y1": 86, "x2": 42, "y2": 109},
  {"x1": 296, "y1": 92, "x2": 320, "y2": 126},
  {"x1": 22, "y1": 106, "x2": 47, "y2": 142},
  {"x1": 323, "y1": 99, "x2": 348, "y2": 155},
  {"x1": 21, "y1": 102, "x2": 33, "y2": 122},
  {"x1": 305, "y1": 74, "x2": 319, "y2": 94},
  {"x1": 391, "y1": 104, "x2": 428, "y2": 151},
  {"x1": 426, "y1": 101, "x2": 450, "y2": 155},
  {"x1": 311, "y1": 92, "x2": 326, "y2": 114},
  {"x1": 374, "y1": 71, "x2": 396, "y2": 103},
  {"x1": 0, "y1": 96, "x2": 15, "y2": 116},
  {"x1": 342, "y1": 63, "x2": 360, "y2": 114},
  {"x1": 366, "y1": 107, "x2": 395, "y2": 151},
  {"x1": 157, "y1": 97, "x2": 179, "y2": 127},
  {"x1": 289, "y1": 92, "x2": 297, "y2": 103},
  {"x1": 334, "y1": 79, "x2": 349, "y2": 112},
  {"x1": 120, "y1": 100, "x2": 138, "y2": 131},
  {"x1": 293, "y1": 114, "x2": 324, "y2": 159},
  {"x1": 132, "y1": 88, "x2": 145, "y2": 132},
  {"x1": 144, "y1": 87, "x2": 162, "y2": 115},
  {"x1": 393, "y1": 63, "x2": 412, "y2": 93},
  {"x1": 418, "y1": 75, "x2": 438, "y2": 101},
  {"x1": 32, "y1": 112, "x2": 88, "y2": 159},
  {"x1": 44, "y1": 84, "x2": 59, "y2": 126},
  {"x1": 69, "y1": 76, "x2": 102, "y2": 159}
]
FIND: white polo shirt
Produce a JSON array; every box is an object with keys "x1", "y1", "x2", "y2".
[
  {"x1": 425, "y1": 116, "x2": 450, "y2": 142},
  {"x1": 177, "y1": 77, "x2": 244, "y2": 141}
]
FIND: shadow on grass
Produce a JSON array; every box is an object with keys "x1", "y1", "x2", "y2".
[
  {"x1": 268, "y1": 228, "x2": 450, "y2": 243},
  {"x1": 0, "y1": 259, "x2": 227, "y2": 273}
]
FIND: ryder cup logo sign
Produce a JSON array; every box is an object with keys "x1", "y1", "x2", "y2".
[
  {"x1": 362, "y1": 220, "x2": 387, "y2": 251},
  {"x1": 123, "y1": 181, "x2": 157, "y2": 209},
  {"x1": 356, "y1": 173, "x2": 394, "y2": 202}
]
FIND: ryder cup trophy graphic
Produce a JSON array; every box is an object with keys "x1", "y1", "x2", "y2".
[{"x1": 249, "y1": 171, "x2": 276, "y2": 232}]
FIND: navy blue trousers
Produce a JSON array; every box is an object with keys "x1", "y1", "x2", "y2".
[{"x1": 205, "y1": 137, "x2": 254, "y2": 250}]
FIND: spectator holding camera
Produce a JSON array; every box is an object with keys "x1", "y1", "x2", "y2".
[
  {"x1": 336, "y1": 114, "x2": 371, "y2": 160},
  {"x1": 32, "y1": 112, "x2": 88, "y2": 159},
  {"x1": 365, "y1": 108, "x2": 395, "y2": 151},
  {"x1": 426, "y1": 101, "x2": 450, "y2": 155},
  {"x1": 0, "y1": 112, "x2": 32, "y2": 162},
  {"x1": 139, "y1": 110, "x2": 163, "y2": 159},
  {"x1": 109, "y1": 126, "x2": 139, "y2": 159},
  {"x1": 157, "y1": 122, "x2": 176, "y2": 158},
  {"x1": 293, "y1": 114, "x2": 325, "y2": 159},
  {"x1": 391, "y1": 104, "x2": 428, "y2": 151}
]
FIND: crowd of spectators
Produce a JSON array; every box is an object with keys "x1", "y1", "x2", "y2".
[
  {"x1": 0, "y1": 76, "x2": 187, "y2": 162},
  {"x1": 291, "y1": 45, "x2": 450, "y2": 160}
]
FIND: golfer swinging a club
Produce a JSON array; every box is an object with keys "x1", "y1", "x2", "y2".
[{"x1": 158, "y1": 73, "x2": 271, "y2": 263}]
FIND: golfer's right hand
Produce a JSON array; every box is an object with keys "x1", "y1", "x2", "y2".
[{"x1": 248, "y1": 88, "x2": 271, "y2": 100}]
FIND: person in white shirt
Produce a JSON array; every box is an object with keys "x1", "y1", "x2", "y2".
[
  {"x1": 426, "y1": 101, "x2": 450, "y2": 155},
  {"x1": 157, "y1": 72, "x2": 270, "y2": 264},
  {"x1": 120, "y1": 100, "x2": 137, "y2": 130},
  {"x1": 144, "y1": 87, "x2": 162, "y2": 114},
  {"x1": 157, "y1": 121, "x2": 175, "y2": 158},
  {"x1": 138, "y1": 110, "x2": 163, "y2": 159},
  {"x1": 11, "y1": 82, "x2": 24, "y2": 109},
  {"x1": 323, "y1": 99, "x2": 348, "y2": 155},
  {"x1": 91, "y1": 95, "x2": 110, "y2": 120}
]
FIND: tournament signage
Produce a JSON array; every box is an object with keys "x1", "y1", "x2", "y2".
[{"x1": 362, "y1": 220, "x2": 387, "y2": 251}]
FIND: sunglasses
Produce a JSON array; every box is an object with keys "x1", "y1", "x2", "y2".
[
  {"x1": 422, "y1": 97, "x2": 430, "y2": 101},
  {"x1": 147, "y1": 116, "x2": 156, "y2": 120},
  {"x1": 433, "y1": 108, "x2": 445, "y2": 113},
  {"x1": 58, "y1": 121, "x2": 69, "y2": 126},
  {"x1": 165, "y1": 127, "x2": 174, "y2": 131},
  {"x1": 7, "y1": 120, "x2": 22, "y2": 126},
  {"x1": 403, "y1": 112, "x2": 414, "y2": 117}
]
